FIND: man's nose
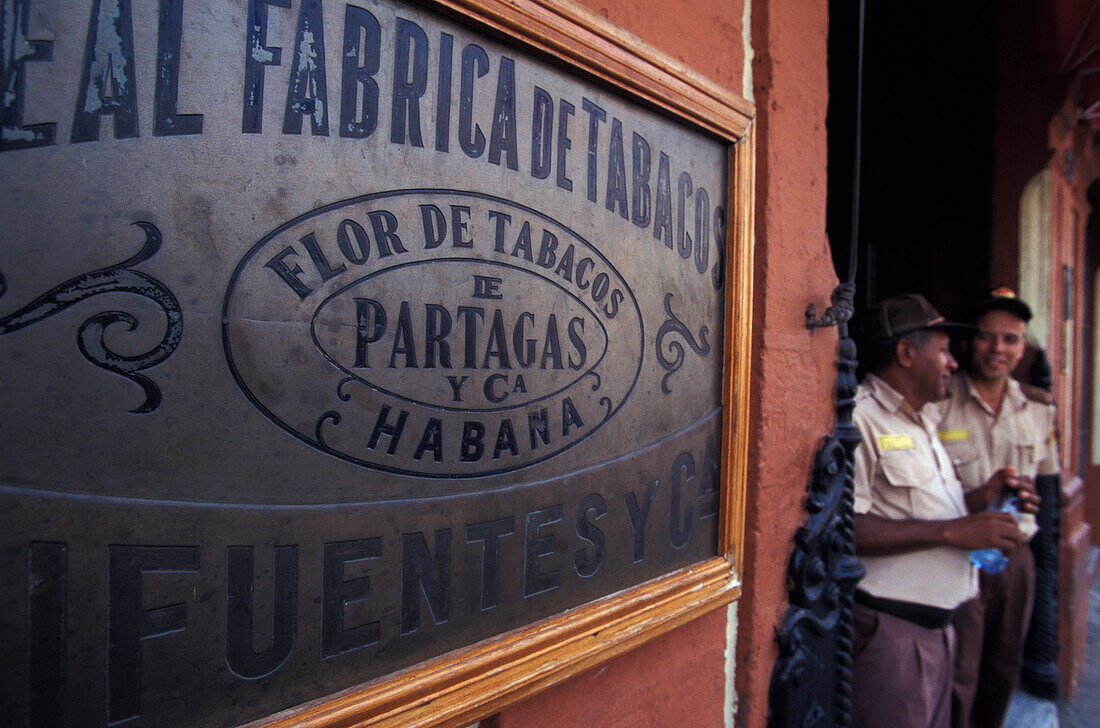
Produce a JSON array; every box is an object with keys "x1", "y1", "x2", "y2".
[{"x1": 947, "y1": 352, "x2": 958, "y2": 371}]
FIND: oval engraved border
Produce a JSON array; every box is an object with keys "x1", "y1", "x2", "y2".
[{"x1": 222, "y1": 189, "x2": 645, "y2": 479}]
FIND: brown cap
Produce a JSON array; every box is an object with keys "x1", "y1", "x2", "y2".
[
  {"x1": 974, "y1": 286, "x2": 1032, "y2": 323},
  {"x1": 865, "y1": 293, "x2": 970, "y2": 342}
]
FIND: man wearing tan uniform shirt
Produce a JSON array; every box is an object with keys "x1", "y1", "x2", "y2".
[
  {"x1": 936, "y1": 289, "x2": 1058, "y2": 728},
  {"x1": 851, "y1": 294, "x2": 1039, "y2": 728}
]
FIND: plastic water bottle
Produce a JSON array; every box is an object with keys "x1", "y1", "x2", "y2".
[
  {"x1": 969, "y1": 547, "x2": 1008, "y2": 573},
  {"x1": 969, "y1": 496, "x2": 1020, "y2": 574}
]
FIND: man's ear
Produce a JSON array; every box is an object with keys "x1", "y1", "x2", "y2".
[{"x1": 895, "y1": 338, "x2": 915, "y2": 369}]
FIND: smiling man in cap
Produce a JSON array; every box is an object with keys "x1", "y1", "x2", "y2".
[
  {"x1": 851, "y1": 293, "x2": 1039, "y2": 728},
  {"x1": 935, "y1": 288, "x2": 1058, "y2": 728}
]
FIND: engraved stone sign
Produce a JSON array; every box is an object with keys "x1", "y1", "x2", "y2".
[{"x1": 0, "y1": 0, "x2": 730, "y2": 725}]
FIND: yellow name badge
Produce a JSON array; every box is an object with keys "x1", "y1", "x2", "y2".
[
  {"x1": 937, "y1": 428, "x2": 971, "y2": 443},
  {"x1": 877, "y1": 434, "x2": 916, "y2": 451}
]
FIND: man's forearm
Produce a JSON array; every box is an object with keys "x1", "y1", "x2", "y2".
[
  {"x1": 854, "y1": 511, "x2": 1024, "y2": 555},
  {"x1": 854, "y1": 513, "x2": 953, "y2": 555}
]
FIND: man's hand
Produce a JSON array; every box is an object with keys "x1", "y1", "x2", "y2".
[
  {"x1": 1009, "y1": 473, "x2": 1040, "y2": 514},
  {"x1": 940, "y1": 512, "x2": 1026, "y2": 552},
  {"x1": 965, "y1": 466, "x2": 1041, "y2": 514}
]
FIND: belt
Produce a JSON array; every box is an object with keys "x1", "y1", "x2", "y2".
[{"x1": 855, "y1": 589, "x2": 957, "y2": 630}]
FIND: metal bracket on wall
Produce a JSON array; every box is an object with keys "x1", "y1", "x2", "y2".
[{"x1": 805, "y1": 282, "x2": 856, "y2": 330}]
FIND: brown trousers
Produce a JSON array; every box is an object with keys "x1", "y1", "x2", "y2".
[
  {"x1": 853, "y1": 602, "x2": 956, "y2": 728},
  {"x1": 951, "y1": 547, "x2": 1035, "y2": 728}
]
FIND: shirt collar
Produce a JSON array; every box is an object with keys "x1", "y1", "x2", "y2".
[
  {"x1": 960, "y1": 372, "x2": 987, "y2": 409},
  {"x1": 865, "y1": 372, "x2": 924, "y2": 422},
  {"x1": 1002, "y1": 377, "x2": 1027, "y2": 410},
  {"x1": 961, "y1": 371, "x2": 1026, "y2": 414}
]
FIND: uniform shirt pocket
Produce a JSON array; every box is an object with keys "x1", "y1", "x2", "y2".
[
  {"x1": 941, "y1": 437, "x2": 982, "y2": 491},
  {"x1": 1015, "y1": 437, "x2": 1047, "y2": 477},
  {"x1": 876, "y1": 450, "x2": 944, "y2": 519},
  {"x1": 879, "y1": 449, "x2": 939, "y2": 486}
]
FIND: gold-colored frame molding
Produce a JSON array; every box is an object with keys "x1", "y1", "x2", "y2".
[{"x1": 250, "y1": 2, "x2": 755, "y2": 726}]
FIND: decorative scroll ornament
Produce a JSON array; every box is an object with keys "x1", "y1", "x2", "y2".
[
  {"x1": 581, "y1": 371, "x2": 615, "y2": 421},
  {"x1": 769, "y1": 321, "x2": 865, "y2": 728},
  {"x1": 0, "y1": 221, "x2": 183, "y2": 413},
  {"x1": 654, "y1": 292, "x2": 711, "y2": 394}
]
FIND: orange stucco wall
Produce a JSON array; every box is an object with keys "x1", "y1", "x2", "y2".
[
  {"x1": 737, "y1": 1, "x2": 838, "y2": 726},
  {"x1": 497, "y1": 607, "x2": 729, "y2": 727},
  {"x1": 495, "y1": 1, "x2": 838, "y2": 726}
]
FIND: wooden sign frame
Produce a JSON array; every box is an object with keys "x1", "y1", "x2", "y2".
[{"x1": 248, "y1": 1, "x2": 755, "y2": 726}]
